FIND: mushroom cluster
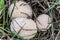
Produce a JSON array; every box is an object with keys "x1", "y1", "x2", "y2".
[{"x1": 8, "y1": 1, "x2": 52, "y2": 40}]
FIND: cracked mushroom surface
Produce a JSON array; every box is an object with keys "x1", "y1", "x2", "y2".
[
  {"x1": 10, "y1": 18, "x2": 37, "y2": 39},
  {"x1": 8, "y1": 1, "x2": 32, "y2": 19}
]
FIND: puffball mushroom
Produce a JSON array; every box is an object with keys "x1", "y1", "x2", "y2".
[
  {"x1": 10, "y1": 18, "x2": 37, "y2": 39},
  {"x1": 36, "y1": 14, "x2": 52, "y2": 31},
  {"x1": 8, "y1": 1, "x2": 32, "y2": 19}
]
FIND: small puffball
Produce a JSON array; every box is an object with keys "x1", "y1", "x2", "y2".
[
  {"x1": 8, "y1": 1, "x2": 32, "y2": 19},
  {"x1": 10, "y1": 18, "x2": 37, "y2": 39},
  {"x1": 36, "y1": 14, "x2": 52, "y2": 31}
]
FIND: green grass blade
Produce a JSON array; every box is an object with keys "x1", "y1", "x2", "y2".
[
  {"x1": 11, "y1": 32, "x2": 25, "y2": 40},
  {"x1": 10, "y1": 0, "x2": 16, "y2": 21},
  {"x1": 0, "y1": 0, "x2": 5, "y2": 28}
]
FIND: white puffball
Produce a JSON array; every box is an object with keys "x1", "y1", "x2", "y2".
[
  {"x1": 8, "y1": 1, "x2": 32, "y2": 19},
  {"x1": 10, "y1": 18, "x2": 37, "y2": 39},
  {"x1": 36, "y1": 14, "x2": 52, "y2": 31}
]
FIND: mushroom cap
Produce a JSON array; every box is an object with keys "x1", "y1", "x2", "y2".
[
  {"x1": 8, "y1": 1, "x2": 32, "y2": 19},
  {"x1": 10, "y1": 18, "x2": 37, "y2": 39},
  {"x1": 36, "y1": 14, "x2": 52, "y2": 31}
]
